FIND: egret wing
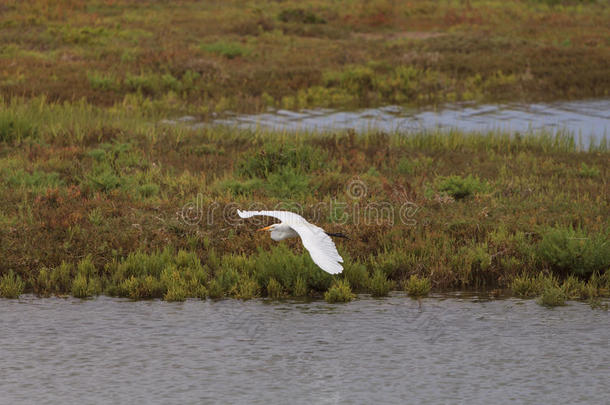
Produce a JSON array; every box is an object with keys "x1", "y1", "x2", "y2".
[
  {"x1": 237, "y1": 210, "x2": 307, "y2": 226},
  {"x1": 237, "y1": 210, "x2": 344, "y2": 274},
  {"x1": 290, "y1": 222, "x2": 344, "y2": 274}
]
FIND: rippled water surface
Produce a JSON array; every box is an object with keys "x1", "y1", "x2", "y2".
[
  {"x1": 184, "y1": 98, "x2": 610, "y2": 142},
  {"x1": 2, "y1": 294, "x2": 608, "y2": 404}
]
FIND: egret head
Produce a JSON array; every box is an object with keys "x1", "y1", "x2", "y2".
[{"x1": 257, "y1": 224, "x2": 278, "y2": 233}]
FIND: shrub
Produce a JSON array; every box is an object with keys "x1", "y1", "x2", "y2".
[
  {"x1": 115, "y1": 275, "x2": 165, "y2": 300},
  {"x1": 117, "y1": 276, "x2": 140, "y2": 299},
  {"x1": 252, "y1": 244, "x2": 332, "y2": 295},
  {"x1": 278, "y1": 8, "x2": 326, "y2": 24},
  {"x1": 0, "y1": 270, "x2": 25, "y2": 298},
  {"x1": 342, "y1": 261, "x2": 370, "y2": 291},
  {"x1": 207, "y1": 279, "x2": 224, "y2": 299},
  {"x1": 187, "y1": 279, "x2": 207, "y2": 299},
  {"x1": 215, "y1": 267, "x2": 240, "y2": 296},
  {"x1": 139, "y1": 275, "x2": 165, "y2": 299},
  {"x1": 511, "y1": 272, "x2": 557, "y2": 297},
  {"x1": 560, "y1": 276, "x2": 588, "y2": 300},
  {"x1": 266, "y1": 168, "x2": 310, "y2": 198},
  {"x1": 589, "y1": 268, "x2": 610, "y2": 293},
  {"x1": 436, "y1": 174, "x2": 487, "y2": 199},
  {"x1": 369, "y1": 269, "x2": 394, "y2": 297},
  {"x1": 6, "y1": 169, "x2": 63, "y2": 192},
  {"x1": 219, "y1": 178, "x2": 265, "y2": 197},
  {"x1": 138, "y1": 183, "x2": 160, "y2": 198},
  {"x1": 87, "y1": 148, "x2": 107, "y2": 162},
  {"x1": 0, "y1": 111, "x2": 38, "y2": 142},
  {"x1": 86, "y1": 168, "x2": 122, "y2": 192},
  {"x1": 537, "y1": 286, "x2": 567, "y2": 307},
  {"x1": 71, "y1": 257, "x2": 102, "y2": 298},
  {"x1": 161, "y1": 73, "x2": 181, "y2": 92},
  {"x1": 370, "y1": 249, "x2": 412, "y2": 280},
  {"x1": 88, "y1": 72, "x2": 119, "y2": 91},
  {"x1": 71, "y1": 274, "x2": 91, "y2": 298},
  {"x1": 77, "y1": 256, "x2": 97, "y2": 278},
  {"x1": 511, "y1": 274, "x2": 540, "y2": 297},
  {"x1": 34, "y1": 267, "x2": 53, "y2": 297},
  {"x1": 110, "y1": 248, "x2": 173, "y2": 281},
  {"x1": 397, "y1": 157, "x2": 415, "y2": 175},
  {"x1": 536, "y1": 227, "x2": 610, "y2": 276},
  {"x1": 50, "y1": 262, "x2": 73, "y2": 294},
  {"x1": 337, "y1": 66, "x2": 375, "y2": 97},
  {"x1": 161, "y1": 266, "x2": 187, "y2": 302},
  {"x1": 88, "y1": 208, "x2": 105, "y2": 226},
  {"x1": 237, "y1": 275, "x2": 259, "y2": 300},
  {"x1": 124, "y1": 73, "x2": 160, "y2": 94},
  {"x1": 237, "y1": 144, "x2": 327, "y2": 179},
  {"x1": 164, "y1": 286, "x2": 187, "y2": 302},
  {"x1": 577, "y1": 163, "x2": 600, "y2": 178},
  {"x1": 404, "y1": 275, "x2": 431, "y2": 297},
  {"x1": 200, "y1": 41, "x2": 249, "y2": 59},
  {"x1": 324, "y1": 279, "x2": 355, "y2": 303},
  {"x1": 452, "y1": 243, "x2": 492, "y2": 286},
  {"x1": 293, "y1": 275, "x2": 308, "y2": 297},
  {"x1": 266, "y1": 277, "x2": 284, "y2": 299}
]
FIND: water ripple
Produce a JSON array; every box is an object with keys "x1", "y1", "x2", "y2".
[{"x1": 1, "y1": 295, "x2": 608, "y2": 404}]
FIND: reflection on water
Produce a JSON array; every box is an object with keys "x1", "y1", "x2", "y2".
[
  {"x1": 182, "y1": 99, "x2": 610, "y2": 142},
  {"x1": 1, "y1": 294, "x2": 608, "y2": 404}
]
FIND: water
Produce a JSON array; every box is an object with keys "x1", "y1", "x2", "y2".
[
  {"x1": 2, "y1": 294, "x2": 608, "y2": 404},
  {"x1": 164, "y1": 98, "x2": 610, "y2": 142}
]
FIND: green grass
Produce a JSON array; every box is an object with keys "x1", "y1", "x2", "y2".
[
  {"x1": 161, "y1": 266, "x2": 188, "y2": 302},
  {"x1": 324, "y1": 279, "x2": 355, "y2": 303},
  {"x1": 537, "y1": 286, "x2": 567, "y2": 307},
  {"x1": 536, "y1": 227, "x2": 610, "y2": 276},
  {"x1": 88, "y1": 72, "x2": 120, "y2": 92},
  {"x1": 71, "y1": 256, "x2": 102, "y2": 298},
  {"x1": 577, "y1": 163, "x2": 600, "y2": 178},
  {"x1": 368, "y1": 269, "x2": 394, "y2": 297},
  {"x1": 511, "y1": 273, "x2": 558, "y2": 298},
  {"x1": 293, "y1": 275, "x2": 308, "y2": 297},
  {"x1": 342, "y1": 262, "x2": 370, "y2": 291},
  {"x1": 266, "y1": 277, "x2": 284, "y2": 299},
  {"x1": 511, "y1": 271, "x2": 607, "y2": 308},
  {"x1": 0, "y1": 270, "x2": 25, "y2": 298},
  {"x1": 0, "y1": 110, "x2": 38, "y2": 143},
  {"x1": 435, "y1": 175, "x2": 488, "y2": 200},
  {"x1": 403, "y1": 275, "x2": 431, "y2": 298},
  {"x1": 237, "y1": 275, "x2": 259, "y2": 300}
]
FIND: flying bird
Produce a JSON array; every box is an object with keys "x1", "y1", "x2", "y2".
[{"x1": 237, "y1": 210, "x2": 346, "y2": 274}]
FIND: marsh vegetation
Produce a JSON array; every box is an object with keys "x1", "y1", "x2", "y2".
[
  {"x1": 0, "y1": 1, "x2": 608, "y2": 307},
  {"x1": 1, "y1": 1, "x2": 609, "y2": 114},
  {"x1": 0, "y1": 97, "x2": 608, "y2": 306}
]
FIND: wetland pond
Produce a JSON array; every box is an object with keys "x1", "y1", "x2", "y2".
[
  {"x1": 2, "y1": 294, "x2": 608, "y2": 404},
  {"x1": 165, "y1": 98, "x2": 610, "y2": 143}
]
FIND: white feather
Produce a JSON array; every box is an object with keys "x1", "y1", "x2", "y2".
[{"x1": 237, "y1": 210, "x2": 344, "y2": 274}]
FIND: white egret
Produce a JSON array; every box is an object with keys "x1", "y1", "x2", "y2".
[{"x1": 237, "y1": 210, "x2": 346, "y2": 274}]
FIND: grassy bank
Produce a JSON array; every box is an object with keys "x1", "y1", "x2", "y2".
[
  {"x1": 1, "y1": 0, "x2": 609, "y2": 113},
  {"x1": 0, "y1": 98, "x2": 608, "y2": 305}
]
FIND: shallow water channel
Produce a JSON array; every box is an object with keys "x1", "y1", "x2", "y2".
[
  {"x1": 2, "y1": 294, "x2": 608, "y2": 404},
  {"x1": 214, "y1": 99, "x2": 610, "y2": 140},
  {"x1": 164, "y1": 98, "x2": 610, "y2": 143}
]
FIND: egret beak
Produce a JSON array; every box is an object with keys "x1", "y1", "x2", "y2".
[{"x1": 257, "y1": 225, "x2": 273, "y2": 232}]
